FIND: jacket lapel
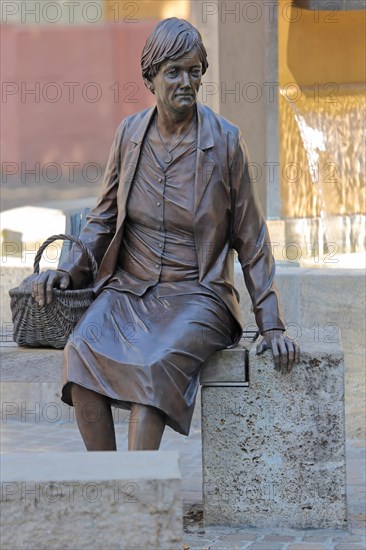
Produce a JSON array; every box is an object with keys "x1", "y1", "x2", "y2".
[
  {"x1": 117, "y1": 106, "x2": 157, "y2": 226},
  {"x1": 96, "y1": 107, "x2": 156, "y2": 286},
  {"x1": 194, "y1": 103, "x2": 215, "y2": 215}
]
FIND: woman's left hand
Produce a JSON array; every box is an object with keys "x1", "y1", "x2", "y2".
[{"x1": 256, "y1": 329, "x2": 300, "y2": 373}]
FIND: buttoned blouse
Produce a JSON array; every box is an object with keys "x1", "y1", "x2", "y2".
[{"x1": 105, "y1": 115, "x2": 219, "y2": 300}]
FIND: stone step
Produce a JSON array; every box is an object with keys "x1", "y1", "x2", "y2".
[{"x1": 1, "y1": 450, "x2": 182, "y2": 550}]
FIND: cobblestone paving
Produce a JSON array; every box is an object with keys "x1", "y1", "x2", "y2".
[{"x1": 1, "y1": 390, "x2": 365, "y2": 550}]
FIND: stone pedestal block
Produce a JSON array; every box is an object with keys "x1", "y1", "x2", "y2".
[
  {"x1": 234, "y1": 262, "x2": 366, "y2": 438},
  {"x1": 200, "y1": 328, "x2": 347, "y2": 529},
  {"x1": 1, "y1": 451, "x2": 182, "y2": 550}
]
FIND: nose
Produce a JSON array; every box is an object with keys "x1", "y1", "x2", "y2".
[{"x1": 180, "y1": 71, "x2": 191, "y2": 89}]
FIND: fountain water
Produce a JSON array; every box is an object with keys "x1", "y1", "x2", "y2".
[{"x1": 279, "y1": 84, "x2": 365, "y2": 267}]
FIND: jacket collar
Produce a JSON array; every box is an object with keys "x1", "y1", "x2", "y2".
[{"x1": 129, "y1": 102, "x2": 214, "y2": 151}]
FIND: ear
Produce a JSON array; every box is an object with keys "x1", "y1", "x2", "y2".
[{"x1": 143, "y1": 78, "x2": 155, "y2": 94}]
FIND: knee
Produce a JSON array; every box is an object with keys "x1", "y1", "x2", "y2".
[
  {"x1": 70, "y1": 382, "x2": 91, "y2": 408},
  {"x1": 71, "y1": 383, "x2": 108, "y2": 408},
  {"x1": 131, "y1": 402, "x2": 166, "y2": 422}
]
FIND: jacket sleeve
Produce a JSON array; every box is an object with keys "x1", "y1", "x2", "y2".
[
  {"x1": 58, "y1": 121, "x2": 125, "y2": 289},
  {"x1": 229, "y1": 130, "x2": 286, "y2": 334}
]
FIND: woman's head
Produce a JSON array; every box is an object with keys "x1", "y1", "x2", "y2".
[{"x1": 141, "y1": 18, "x2": 208, "y2": 87}]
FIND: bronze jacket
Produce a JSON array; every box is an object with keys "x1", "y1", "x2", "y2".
[{"x1": 59, "y1": 102, "x2": 285, "y2": 337}]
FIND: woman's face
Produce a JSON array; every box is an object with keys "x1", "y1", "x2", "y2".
[{"x1": 150, "y1": 47, "x2": 203, "y2": 116}]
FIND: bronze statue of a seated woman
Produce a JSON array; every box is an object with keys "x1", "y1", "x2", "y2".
[{"x1": 31, "y1": 18, "x2": 300, "y2": 451}]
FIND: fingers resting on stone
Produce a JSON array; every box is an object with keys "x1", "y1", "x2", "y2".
[{"x1": 257, "y1": 329, "x2": 300, "y2": 373}]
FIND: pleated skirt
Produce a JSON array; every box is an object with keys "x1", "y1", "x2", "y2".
[{"x1": 61, "y1": 285, "x2": 239, "y2": 435}]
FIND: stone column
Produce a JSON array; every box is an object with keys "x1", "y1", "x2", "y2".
[{"x1": 190, "y1": 0, "x2": 281, "y2": 218}]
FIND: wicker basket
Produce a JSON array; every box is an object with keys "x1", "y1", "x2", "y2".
[{"x1": 9, "y1": 234, "x2": 98, "y2": 349}]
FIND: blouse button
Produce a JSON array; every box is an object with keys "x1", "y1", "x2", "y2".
[
  {"x1": 158, "y1": 243, "x2": 162, "y2": 248},
  {"x1": 155, "y1": 264, "x2": 159, "y2": 269},
  {"x1": 156, "y1": 202, "x2": 161, "y2": 207},
  {"x1": 158, "y1": 177, "x2": 163, "y2": 183}
]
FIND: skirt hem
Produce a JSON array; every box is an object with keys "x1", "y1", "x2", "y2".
[{"x1": 61, "y1": 379, "x2": 191, "y2": 436}]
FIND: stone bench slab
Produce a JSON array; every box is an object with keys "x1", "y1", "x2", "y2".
[
  {"x1": 1, "y1": 451, "x2": 182, "y2": 550},
  {"x1": 1, "y1": 344, "x2": 63, "y2": 383},
  {"x1": 0, "y1": 342, "x2": 248, "y2": 384}
]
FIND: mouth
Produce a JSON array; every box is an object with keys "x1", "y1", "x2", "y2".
[{"x1": 176, "y1": 93, "x2": 194, "y2": 98}]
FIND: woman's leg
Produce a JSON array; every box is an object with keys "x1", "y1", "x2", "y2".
[
  {"x1": 128, "y1": 403, "x2": 166, "y2": 450},
  {"x1": 71, "y1": 383, "x2": 116, "y2": 451}
]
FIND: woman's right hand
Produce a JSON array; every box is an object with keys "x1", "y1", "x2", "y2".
[{"x1": 29, "y1": 270, "x2": 71, "y2": 307}]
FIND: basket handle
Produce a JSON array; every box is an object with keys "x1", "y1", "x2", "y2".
[{"x1": 33, "y1": 234, "x2": 99, "y2": 281}]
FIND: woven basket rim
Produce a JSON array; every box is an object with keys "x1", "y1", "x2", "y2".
[{"x1": 9, "y1": 287, "x2": 94, "y2": 296}]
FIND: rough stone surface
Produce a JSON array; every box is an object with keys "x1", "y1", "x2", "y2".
[
  {"x1": 1, "y1": 405, "x2": 364, "y2": 548},
  {"x1": 201, "y1": 328, "x2": 347, "y2": 529},
  {"x1": 1, "y1": 451, "x2": 182, "y2": 550},
  {"x1": 298, "y1": 269, "x2": 366, "y2": 439},
  {"x1": 235, "y1": 263, "x2": 366, "y2": 438}
]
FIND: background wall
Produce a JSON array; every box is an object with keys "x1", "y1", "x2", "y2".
[
  {"x1": 1, "y1": 22, "x2": 156, "y2": 170},
  {"x1": 0, "y1": 0, "x2": 189, "y2": 204}
]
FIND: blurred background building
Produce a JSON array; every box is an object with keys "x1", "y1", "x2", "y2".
[{"x1": 1, "y1": 0, "x2": 365, "y2": 257}]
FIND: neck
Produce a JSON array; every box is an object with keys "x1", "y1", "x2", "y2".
[{"x1": 156, "y1": 105, "x2": 196, "y2": 139}]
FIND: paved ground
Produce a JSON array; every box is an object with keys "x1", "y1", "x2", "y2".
[{"x1": 1, "y1": 388, "x2": 365, "y2": 550}]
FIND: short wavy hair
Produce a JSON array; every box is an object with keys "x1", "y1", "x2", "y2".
[{"x1": 141, "y1": 18, "x2": 209, "y2": 84}]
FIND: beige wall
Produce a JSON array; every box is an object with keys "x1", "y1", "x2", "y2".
[
  {"x1": 279, "y1": 2, "x2": 366, "y2": 87},
  {"x1": 190, "y1": 0, "x2": 281, "y2": 218},
  {"x1": 105, "y1": 0, "x2": 189, "y2": 21}
]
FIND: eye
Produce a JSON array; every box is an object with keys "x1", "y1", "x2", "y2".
[
  {"x1": 191, "y1": 68, "x2": 202, "y2": 77},
  {"x1": 166, "y1": 68, "x2": 179, "y2": 77}
]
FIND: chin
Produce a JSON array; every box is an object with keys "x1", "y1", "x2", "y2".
[{"x1": 174, "y1": 98, "x2": 196, "y2": 110}]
